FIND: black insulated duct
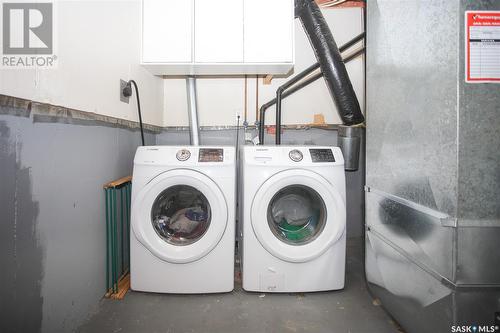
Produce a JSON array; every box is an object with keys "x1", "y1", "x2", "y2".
[
  {"x1": 257, "y1": 32, "x2": 365, "y2": 145},
  {"x1": 295, "y1": 0, "x2": 364, "y2": 126}
]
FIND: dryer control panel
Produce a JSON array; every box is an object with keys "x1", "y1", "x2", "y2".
[
  {"x1": 176, "y1": 149, "x2": 191, "y2": 161},
  {"x1": 134, "y1": 146, "x2": 235, "y2": 166},
  {"x1": 243, "y1": 146, "x2": 344, "y2": 167},
  {"x1": 199, "y1": 148, "x2": 224, "y2": 162},
  {"x1": 309, "y1": 149, "x2": 335, "y2": 163}
]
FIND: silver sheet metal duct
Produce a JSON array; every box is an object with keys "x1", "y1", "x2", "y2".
[
  {"x1": 186, "y1": 76, "x2": 200, "y2": 146},
  {"x1": 365, "y1": 1, "x2": 500, "y2": 332},
  {"x1": 338, "y1": 125, "x2": 362, "y2": 171}
]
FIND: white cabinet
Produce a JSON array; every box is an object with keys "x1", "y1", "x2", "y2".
[
  {"x1": 141, "y1": 0, "x2": 294, "y2": 75},
  {"x1": 244, "y1": 0, "x2": 294, "y2": 63},
  {"x1": 142, "y1": 0, "x2": 193, "y2": 63},
  {"x1": 195, "y1": 0, "x2": 244, "y2": 63}
]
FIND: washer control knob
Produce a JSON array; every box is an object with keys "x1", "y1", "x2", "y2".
[
  {"x1": 176, "y1": 149, "x2": 191, "y2": 161},
  {"x1": 289, "y1": 149, "x2": 303, "y2": 162}
]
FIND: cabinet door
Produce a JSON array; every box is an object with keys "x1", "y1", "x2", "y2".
[
  {"x1": 194, "y1": 0, "x2": 244, "y2": 63},
  {"x1": 142, "y1": 0, "x2": 193, "y2": 63},
  {"x1": 244, "y1": 0, "x2": 294, "y2": 63}
]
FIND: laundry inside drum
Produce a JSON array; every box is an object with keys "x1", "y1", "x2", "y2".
[
  {"x1": 267, "y1": 185, "x2": 327, "y2": 245},
  {"x1": 151, "y1": 185, "x2": 211, "y2": 246}
]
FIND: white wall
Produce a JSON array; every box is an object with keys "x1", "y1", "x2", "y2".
[
  {"x1": 0, "y1": 4, "x2": 363, "y2": 127},
  {"x1": 0, "y1": 0, "x2": 164, "y2": 127},
  {"x1": 163, "y1": 8, "x2": 364, "y2": 127}
]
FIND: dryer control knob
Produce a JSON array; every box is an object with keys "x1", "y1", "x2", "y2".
[
  {"x1": 176, "y1": 149, "x2": 191, "y2": 161},
  {"x1": 289, "y1": 149, "x2": 303, "y2": 162}
]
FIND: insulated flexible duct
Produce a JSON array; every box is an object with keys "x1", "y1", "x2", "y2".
[{"x1": 295, "y1": 0, "x2": 364, "y2": 125}]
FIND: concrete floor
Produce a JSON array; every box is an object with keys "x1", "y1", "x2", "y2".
[{"x1": 78, "y1": 238, "x2": 401, "y2": 333}]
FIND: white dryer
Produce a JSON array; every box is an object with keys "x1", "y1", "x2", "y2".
[
  {"x1": 130, "y1": 146, "x2": 235, "y2": 293},
  {"x1": 240, "y1": 146, "x2": 346, "y2": 292}
]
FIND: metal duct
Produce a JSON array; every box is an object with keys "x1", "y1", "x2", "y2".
[
  {"x1": 338, "y1": 125, "x2": 362, "y2": 171},
  {"x1": 295, "y1": 0, "x2": 364, "y2": 125},
  {"x1": 365, "y1": 1, "x2": 500, "y2": 332},
  {"x1": 186, "y1": 76, "x2": 200, "y2": 146}
]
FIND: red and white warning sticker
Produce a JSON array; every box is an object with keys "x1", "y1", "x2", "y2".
[{"x1": 465, "y1": 11, "x2": 500, "y2": 83}]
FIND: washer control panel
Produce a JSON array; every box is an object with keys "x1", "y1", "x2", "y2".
[
  {"x1": 199, "y1": 148, "x2": 224, "y2": 162},
  {"x1": 288, "y1": 149, "x2": 303, "y2": 162},
  {"x1": 309, "y1": 149, "x2": 335, "y2": 163},
  {"x1": 176, "y1": 149, "x2": 191, "y2": 161}
]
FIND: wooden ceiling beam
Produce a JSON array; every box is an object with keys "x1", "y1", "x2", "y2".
[{"x1": 315, "y1": 0, "x2": 365, "y2": 8}]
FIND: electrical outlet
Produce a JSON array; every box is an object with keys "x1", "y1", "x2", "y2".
[{"x1": 120, "y1": 79, "x2": 129, "y2": 104}]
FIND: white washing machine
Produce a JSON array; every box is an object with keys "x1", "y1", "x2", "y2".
[
  {"x1": 130, "y1": 146, "x2": 235, "y2": 293},
  {"x1": 240, "y1": 146, "x2": 346, "y2": 292}
]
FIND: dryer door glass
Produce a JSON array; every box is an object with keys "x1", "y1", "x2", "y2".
[
  {"x1": 267, "y1": 185, "x2": 326, "y2": 245},
  {"x1": 151, "y1": 185, "x2": 211, "y2": 246}
]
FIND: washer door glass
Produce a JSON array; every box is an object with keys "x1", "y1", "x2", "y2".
[
  {"x1": 151, "y1": 185, "x2": 211, "y2": 246},
  {"x1": 267, "y1": 185, "x2": 326, "y2": 245}
]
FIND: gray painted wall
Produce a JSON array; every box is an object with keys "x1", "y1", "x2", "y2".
[
  {"x1": 156, "y1": 127, "x2": 366, "y2": 239},
  {"x1": 0, "y1": 109, "x2": 154, "y2": 333}
]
